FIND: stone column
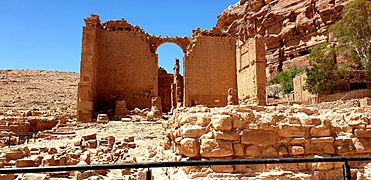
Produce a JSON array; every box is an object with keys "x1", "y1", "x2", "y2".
[
  {"x1": 171, "y1": 59, "x2": 183, "y2": 110},
  {"x1": 77, "y1": 15, "x2": 101, "y2": 122},
  {"x1": 255, "y1": 37, "x2": 267, "y2": 106},
  {"x1": 114, "y1": 100, "x2": 128, "y2": 120}
]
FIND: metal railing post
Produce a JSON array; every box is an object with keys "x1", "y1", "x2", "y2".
[
  {"x1": 342, "y1": 161, "x2": 351, "y2": 180},
  {"x1": 146, "y1": 167, "x2": 152, "y2": 180}
]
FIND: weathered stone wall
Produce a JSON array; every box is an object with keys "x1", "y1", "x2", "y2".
[
  {"x1": 319, "y1": 89, "x2": 371, "y2": 103},
  {"x1": 236, "y1": 37, "x2": 266, "y2": 105},
  {"x1": 293, "y1": 73, "x2": 313, "y2": 103},
  {"x1": 184, "y1": 36, "x2": 237, "y2": 107},
  {"x1": 77, "y1": 15, "x2": 190, "y2": 121},
  {"x1": 158, "y1": 68, "x2": 173, "y2": 112},
  {"x1": 77, "y1": 15, "x2": 100, "y2": 122},
  {"x1": 294, "y1": 73, "x2": 371, "y2": 104},
  {"x1": 164, "y1": 105, "x2": 371, "y2": 178},
  {"x1": 96, "y1": 30, "x2": 157, "y2": 111}
]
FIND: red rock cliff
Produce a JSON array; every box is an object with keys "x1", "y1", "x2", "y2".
[{"x1": 216, "y1": 0, "x2": 351, "y2": 80}]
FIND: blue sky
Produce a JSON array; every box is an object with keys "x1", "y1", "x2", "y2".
[{"x1": 0, "y1": 0, "x2": 238, "y2": 73}]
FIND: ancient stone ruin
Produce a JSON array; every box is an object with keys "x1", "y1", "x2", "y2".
[{"x1": 77, "y1": 15, "x2": 267, "y2": 122}]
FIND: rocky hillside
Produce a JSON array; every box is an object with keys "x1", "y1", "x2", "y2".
[
  {"x1": 216, "y1": 0, "x2": 351, "y2": 79},
  {"x1": 0, "y1": 70, "x2": 79, "y2": 115}
]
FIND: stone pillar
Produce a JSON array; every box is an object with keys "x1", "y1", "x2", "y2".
[
  {"x1": 227, "y1": 88, "x2": 238, "y2": 105},
  {"x1": 171, "y1": 59, "x2": 183, "y2": 110},
  {"x1": 255, "y1": 37, "x2": 267, "y2": 106},
  {"x1": 114, "y1": 100, "x2": 127, "y2": 120},
  {"x1": 77, "y1": 14, "x2": 101, "y2": 122},
  {"x1": 147, "y1": 96, "x2": 162, "y2": 120},
  {"x1": 236, "y1": 37, "x2": 267, "y2": 106}
]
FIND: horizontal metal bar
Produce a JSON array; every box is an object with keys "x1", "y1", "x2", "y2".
[{"x1": 1, "y1": 156, "x2": 371, "y2": 174}]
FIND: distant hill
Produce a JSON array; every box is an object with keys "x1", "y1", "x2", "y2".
[{"x1": 0, "y1": 70, "x2": 79, "y2": 114}]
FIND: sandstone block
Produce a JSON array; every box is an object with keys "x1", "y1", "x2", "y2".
[
  {"x1": 290, "y1": 138, "x2": 307, "y2": 145},
  {"x1": 278, "y1": 146, "x2": 288, "y2": 156},
  {"x1": 311, "y1": 137, "x2": 334, "y2": 143},
  {"x1": 181, "y1": 126, "x2": 208, "y2": 138},
  {"x1": 310, "y1": 126, "x2": 331, "y2": 137},
  {"x1": 107, "y1": 136, "x2": 115, "y2": 145},
  {"x1": 179, "y1": 115, "x2": 197, "y2": 126},
  {"x1": 6, "y1": 150, "x2": 23, "y2": 161},
  {"x1": 211, "y1": 115, "x2": 233, "y2": 131},
  {"x1": 114, "y1": 100, "x2": 127, "y2": 119},
  {"x1": 178, "y1": 138, "x2": 199, "y2": 157},
  {"x1": 311, "y1": 161, "x2": 334, "y2": 171},
  {"x1": 241, "y1": 130, "x2": 278, "y2": 145},
  {"x1": 126, "y1": 136, "x2": 134, "y2": 142},
  {"x1": 22, "y1": 173, "x2": 47, "y2": 180},
  {"x1": 334, "y1": 138, "x2": 355, "y2": 155},
  {"x1": 291, "y1": 146, "x2": 305, "y2": 155},
  {"x1": 354, "y1": 129, "x2": 371, "y2": 137},
  {"x1": 82, "y1": 133, "x2": 96, "y2": 141},
  {"x1": 302, "y1": 117, "x2": 322, "y2": 126},
  {"x1": 97, "y1": 114, "x2": 109, "y2": 123},
  {"x1": 16, "y1": 158, "x2": 35, "y2": 167},
  {"x1": 210, "y1": 164, "x2": 234, "y2": 173},
  {"x1": 42, "y1": 155, "x2": 55, "y2": 166},
  {"x1": 245, "y1": 145, "x2": 260, "y2": 157},
  {"x1": 279, "y1": 125, "x2": 307, "y2": 137},
  {"x1": 360, "y1": 97, "x2": 371, "y2": 107},
  {"x1": 233, "y1": 144, "x2": 244, "y2": 157},
  {"x1": 353, "y1": 138, "x2": 371, "y2": 153},
  {"x1": 48, "y1": 147, "x2": 58, "y2": 155},
  {"x1": 305, "y1": 142, "x2": 335, "y2": 154},
  {"x1": 200, "y1": 139, "x2": 233, "y2": 157},
  {"x1": 74, "y1": 138, "x2": 82, "y2": 146},
  {"x1": 214, "y1": 131, "x2": 239, "y2": 141},
  {"x1": 195, "y1": 115, "x2": 211, "y2": 127},
  {"x1": 0, "y1": 174, "x2": 14, "y2": 180},
  {"x1": 261, "y1": 146, "x2": 277, "y2": 157},
  {"x1": 86, "y1": 140, "x2": 97, "y2": 148},
  {"x1": 128, "y1": 142, "x2": 136, "y2": 148},
  {"x1": 232, "y1": 117, "x2": 243, "y2": 129}
]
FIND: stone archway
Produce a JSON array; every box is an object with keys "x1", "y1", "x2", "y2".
[
  {"x1": 154, "y1": 42, "x2": 186, "y2": 113},
  {"x1": 78, "y1": 15, "x2": 242, "y2": 122},
  {"x1": 148, "y1": 36, "x2": 190, "y2": 54}
]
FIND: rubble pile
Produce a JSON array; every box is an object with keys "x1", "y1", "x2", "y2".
[{"x1": 164, "y1": 104, "x2": 371, "y2": 179}]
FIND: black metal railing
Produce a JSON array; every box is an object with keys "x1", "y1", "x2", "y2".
[{"x1": 1, "y1": 156, "x2": 371, "y2": 180}]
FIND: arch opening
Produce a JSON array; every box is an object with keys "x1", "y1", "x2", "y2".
[{"x1": 156, "y1": 43, "x2": 184, "y2": 113}]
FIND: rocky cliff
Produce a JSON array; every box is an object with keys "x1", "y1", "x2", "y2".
[{"x1": 216, "y1": 0, "x2": 351, "y2": 80}]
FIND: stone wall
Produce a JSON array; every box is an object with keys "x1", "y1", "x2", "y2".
[
  {"x1": 319, "y1": 89, "x2": 371, "y2": 103},
  {"x1": 293, "y1": 73, "x2": 371, "y2": 104},
  {"x1": 236, "y1": 37, "x2": 266, "y2": 105},
  {"x1": 78, "y1": 15, "x2": 265, "y2": 122},
  {"x1": 293, "y1": 73, "x2": 313, "y2": 103},
  {"x1": 78, "y1": 15, "x2": 191, "y2": 121},
  {"x1": 96, "y1": 30, "x2": 157, "y2": 111},
  {"x1": 184, "y1": 36, "x2": 237, "y2": 107},
  {"x1": 77, "y1": 15, "x2": 100, "y2": 122},
  {"x1": 158, "y1": 68, "x2": 173, "y2": 112},
  {"x1": 164, "y1": 105, "x2": 371, "y2": 178}
]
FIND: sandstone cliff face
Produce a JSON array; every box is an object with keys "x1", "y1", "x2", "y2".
[{"x1": 216, "y1": 0, "x2": 351, "y2": 80}]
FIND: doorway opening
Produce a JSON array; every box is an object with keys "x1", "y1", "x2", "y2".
[{"x1": 156, "y1": 43, "x2": 184, "y2": 113}]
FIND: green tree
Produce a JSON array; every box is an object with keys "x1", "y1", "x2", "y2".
[
  {"x1": 272, "y1": 66, "x2": 304, "y2": 94},
  {"x1": 330, "y1": 0, "x2": 371, "y2": 71},
  {"x1": 304, "y1": 43, "x2": 341, "y2": 95}
]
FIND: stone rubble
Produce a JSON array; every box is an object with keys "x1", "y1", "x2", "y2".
[{"x1": 163, "y1": 104, "x2": 371, "y2": 179}]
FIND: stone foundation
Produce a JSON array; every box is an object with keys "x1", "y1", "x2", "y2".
[{"x1": 164, "y1": 105, "x2": 371, "y2": 178}]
